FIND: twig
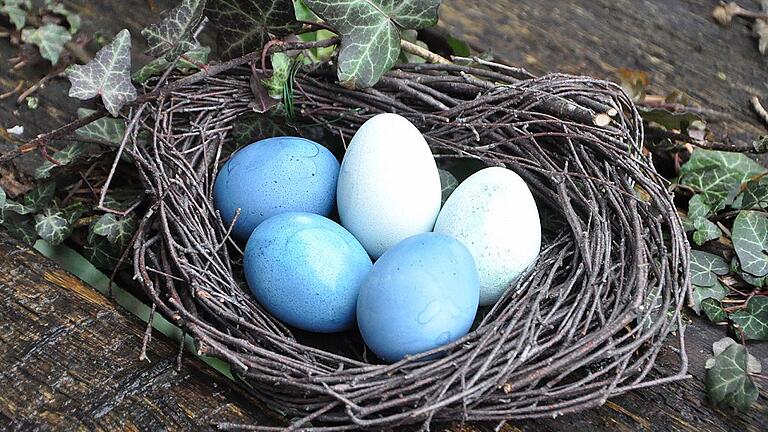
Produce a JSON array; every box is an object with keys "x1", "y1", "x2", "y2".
[
  {"x1": 646, "y1": 124, "x2": 767, "y2": 153},
  {"x1": 400, "y1": 39, "x2": 452, "y2": 64},
  {"x1": 16, "y1": 65, "x2": 66, "y2": 104},
  {"x1": 751, "y1": 95, "x2": 768, "y2": 128},
  {"x1": 0, "y1": 80, "x2": 24, "y2": 100}
]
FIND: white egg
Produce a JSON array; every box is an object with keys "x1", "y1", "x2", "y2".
[
  {"x1": 434, "y1": 167, "x2": 541, "y2": 306},
  {"x1": 337, "y1": 113, "x2": 441, "y2": 258}
]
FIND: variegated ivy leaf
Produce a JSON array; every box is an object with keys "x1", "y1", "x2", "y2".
[
  {"x1": 133, "y1": 44, "x2": 210, "y2": 83},
  {"x1": 691, "y1": 279, "x2": 729, "y2": 314},
  {"x1": 687, "y1": 194, "x2": 711, "y2": 220},
  {"x1": 706, "y1": 337, "x2": 762, "y2": 373},
  {"x1": 706, "y1": 343, "x2": 759, "y2": 411},
  {"x1": 75, "y1": 108, "x2": 127, "y2": 144},
  {"x1": 84, "y1": 235, "x2": 121, "y2": 269},
  {"x1": 142, "y1": 0, "x2": 204, "y2": 60},
  {"x1": 34, "y1": 209, "x2": 70, "y2": 245},
  {"x1": 66, "y1": 29, "x2": 137, "y2": 116},
  {"x1": 730, "y1": 296, "x2": 768, "y2": 340},
  {"x1": 304, "y1": 0, "x2": 442, "y2": 88},
  {"x1": 692, "y1": 217, "x2": 721, "y2": 246},
  {"x1": 679, "y1": 149, "x2": 766, "y2": 211},
  {"x1": 1, "y1": 0, "x2": 30, "y2": 29},
  {"x1": 2, "y1": 215, "x2": 37, "y2": 246},
  {"x1": 262, "y1": 52, "x2": 293, "y2": 99},
  {"x1": 732, "y1": 210, "x2": 768, "y2": 277},
  {"x1": 690, "y1": 250, "x2": 729, "y2": 287},
  {"x1": 91, "y1": 213, "x2": 137, "y2": 246},
  {"x1": 7, "y1": 182, "x2": 56, "y2": 215},
  {"x1": 701, "y1": 298, "x2": 726, "y2": 323},
  {"x1": 21, "y1": 23, "x2": 72, "y2": 64},
  {"x1": 731, "y1": 256, "x2": 766, "y2": 288},
  {"x1": 45, "y1": 0, "x2": 81, "y2": 34},
  {"x1": 34, "y1": 143, "x2": 87, "y2": 179},
  {"x1": 739, "y1": 176, "x2": 768, "y2": 209},
  {"x1": 207, "y1": 0, "x2": 301, "y2": 60}
]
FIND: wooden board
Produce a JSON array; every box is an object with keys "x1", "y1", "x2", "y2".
[{"x1": 0, "y1": 0, "x2": 767, "y2": 430}]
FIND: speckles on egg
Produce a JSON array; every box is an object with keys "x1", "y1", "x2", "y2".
[
  {"x1": 434, "y1": 167, "x2": 541, "y2": 306},
  {"x1": 213, "y1": 136, "x2": 339, "y2": 241},
  {"x1": 336, "y1": 114, "x2": 442, "y2": 259},
  {"x1": 244, "y1": 212, "x2": 372, "y2": 333}
]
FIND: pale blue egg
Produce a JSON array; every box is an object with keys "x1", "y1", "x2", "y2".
[
  {"x1": 214, "y1": 137, "x2": 340, "y2": 241},
  {"x1": 244, "y1": 212, "x2": 372, "y2": 333},
  {"x1": 356, "y1": 233, "x2": 479, "y2": 362}
]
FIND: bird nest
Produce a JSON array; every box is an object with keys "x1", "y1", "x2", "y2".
[{"x1": 113, "y1": 59, "x2": 690, "y2": 430}]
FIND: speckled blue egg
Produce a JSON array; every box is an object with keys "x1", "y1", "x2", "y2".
[
  {"x1": 214, "y1": 137, "x2": 340, "y2": 241},
  {"x1": 244, "y1": 212, "x2": 372, "y2": 333},
  {"x1": 356, "y1": 233, "x2": 480, "y2": 362}
]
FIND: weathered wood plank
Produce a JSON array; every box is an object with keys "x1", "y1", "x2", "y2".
[{"x1": 0, "y1": 232, "x2": 284, "y2": 430}]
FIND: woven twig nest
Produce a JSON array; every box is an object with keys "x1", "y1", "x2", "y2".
[{"x1": 119, "y1": 60, "x2": 690, "y2": 430}]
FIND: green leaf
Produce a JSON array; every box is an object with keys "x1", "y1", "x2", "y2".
[
  {"x1": 1, "y1": 0, "x2": 28, "y2": 29},
  {"x1": 679, "y1": 149, "x2": 766, "y2": 210},
  {"x1": 133, "y1": 44, "x2": 210, "y2": 83},
  {"x1": 754, "y1": 136, "x2": 768, "y2": 153},
  {"x1": 688, "y1": 194, "x2": 711, "y2": 219},
  {"x1": 75, "y1": 108, "x2": 127, "y2": 144},
  {"x1": 732, "y1": 257, "x2": 766, "y2": 288},
  {"x1": 739, "y1": 177, "x2": 768, "y2": 210},
  {"x1": 34, "y1": 143, "x2": 87, "y2": 179},
  {"x1": 706, "y1": 338, "x2": 762, "y2": 374},
  {"x1": 438, "y1": 168, "x2": 458, "y2": 205},
  {"x1": 692, "y1": 280, "x2": 729, "y2": 314},
  {"x1": 731, "y1": 296, "x2": 768, "y2": 340},
  {"x1": 701, "y1": 298, "x2": 727, "y2": 323},
  {"x1": 231, "y1": 113, "x2": 293, "y2": 147},
  {"x1": 84, "y1": 235, "x2": 121, "y2": 269},
  {"x1": 207, "y1": 0, "x2": 301, "y2": 60},
  {"x1": 66, "y1": 29, "x2": 137, "y2": 117},
  {"x1": 446, "y1": 34, "x2": 471, "y2": 57},
  {"x1": 45, "y1": 0, "x2": 81, "y2": 33},
  {"x1": 21, "y1": 23, "x2": 72, "y2": 64},
  {"x1": 142, "y1": 0, "x2": 204, "y2": 60},
  {"x1": 706, "y1": 343, "x2": 759, "y2": 411},
  {"x1": 262, "y1": 52, "x2": 293, "y2": 99},
  {"x1": 304, "y1": 0, "x2": 441, "y2": 88},
  {"x1": 398, "y1": 29, "x2": 428, "y2": 63},
  {"x1": 34, "y1": 208, "x2": 73, "y2": 245},
  {"x1": 91, "y1": 213, "x2": 137, "y2": 246},
  {"x1": 690, "y1": 250, "x2": 729, "y2": 286},
  {"x1": 22, "y1": 182, "x2": 56, "y2": 211},
  {"x1": 732, "y1": 210, "x2": 768, "y2": 277},
  {"x1": 692, "y1": 217, "x2": 721, "y2": 245},
  {"x1": 2, "y1": 215, "x2": 37, "y2": 245},
  {"x1": 639, "y1": 107, "x2": 702, "y2": 131},
  {"x1": 293, "y1": 0, "x2": 318, "y2": 21}
]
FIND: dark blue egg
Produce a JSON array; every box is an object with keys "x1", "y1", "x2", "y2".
[
  {"x1": 214, "y1": 137, "x2": 339, "y2": 241},
  {"x1": 356, "y1": 233, "x2": 480, "y2": 362},
  {"x1": 244, "y1": 212, "x2": 372, "y2": 333}
]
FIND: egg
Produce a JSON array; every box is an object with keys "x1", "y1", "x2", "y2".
[
  {"x1": 434, "y1": 167, "x2": 541, "y2": 306},
  {"x1": 356, "y1": 233, "x2": 479, "y2": 362},
  {"x1": 244, "y1": 212, "x2": 372, "y2": 333},
  {"x1": 214, "y1": 136, "x2": 340, "y2": 241},
  {"x1": 336, "y1": 113, "x2": 441, "y2": 258}
]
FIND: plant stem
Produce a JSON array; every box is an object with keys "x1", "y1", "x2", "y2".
[
  {"x1": 400, "y1": 39, "x2": 451, "y2": 64},
  {"x1": 751, "y1": 95, "x2": 768, "y2": 128}
]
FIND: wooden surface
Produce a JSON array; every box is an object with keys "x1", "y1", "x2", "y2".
[{"x1": 0, "y1": 0, "x2": 767, "y2": 431}]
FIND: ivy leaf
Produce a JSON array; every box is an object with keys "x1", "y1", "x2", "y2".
[
  {"x1": 692, "y1": 280, "x2": 729, "y2": 314},
  {"x1": 1, "y1": 0, "x2": 29, "y2": 29},
  {"x1": 690, "y1": 250, "x2": 729, "y2": 286},
  {"x1": 45, "y1": 0, "x2": 81, "y2": 34},
  {"x1": 293, "y1": 0, "x2": 318, "y2": 21},
  {"x1": 732, "y1": 210, "x2": 768, "y2": 277},
  {"x1": 706, "y1": 343, "x2": 759, "y2": 411},
  {"x1": 732, "y1": 257, "x2": 766, "y2": 288},
  {"x1": 304, "y1": 0, "x2": 442, "y2": 88},
  {"x1": 91, "y1": 213, "x2": 137, "y2": 246},
  {"x1": 438, "y1": 168, "x2": 458, "y2": 205},
  {"x1": 679, "y1": 149, "x2": 767, "y2": 211},
  {"x1": 34, "y1": 143, "x2": 87, "y2": 179},
  {"x1": 22, "y1": 182, "x2": 56, "y2": 212},
  {"x1": 206, "y1": 0, "x2": 301, "y2": 60},
  {"x1": 21, "y1": 23, "x2": 72, "y2": 64},
  {"x1": 399, "y1": 29, "x2": 428, "y2": 63},
  {"x1": 446, "y1": 34, "x2": 471, "y2": 57},
  {"x1": 142, "y1": 0, "x2": 204, "y2": 60},
  {"x1": 231, "y1": 112, "x2": 294, "y2": 148},
  {"x1": 639, "y1": 107, "x2": 702, "y2": 131},
  {"x1": 701, "y1": 298, "x2": 727, "y2": 323},
  {"x1": 731, "y1": 296, "x2": 768, "y2": 340},
  {"x1": 2, "y1": 215, "x2": 37, "y2": 246},
  {"x1": 34, "y1": 208, "x2": 73, "y2": 245},
  {"x1": 133, "y1": 44, "x2": 210, "y2": 83},
  {"x1": 706, "y1": 338, "x2": 762, "y2": 374},
  {"x1": 84, "y1": 236, "x2": 122, "y2": 269},
  {"x1": 688, "y1": 194, "x2": 711, "y2": 220},
  {"x1": 739, "y1": 176, "x2": 768, "y2": 209},
  {"x1": 262, "y1": 52, "x2": 293, "y2": 99},
  {"x1": 692, "y1": 217, "x2": 721, "y2": 245},
  {"x1": 75, "y1": 108, "x2": 127, "y2": 144},
  {"x1": 66, "y1": 29, "x2": 137, "y2": 117}
]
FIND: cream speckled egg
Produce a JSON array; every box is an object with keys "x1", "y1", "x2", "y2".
[
  {"x1": 337, "y1": 113, "x2": 441, "y2": 258},
  {"x1": 433, "y1": 167, "x2": 541, "y2": 306}
]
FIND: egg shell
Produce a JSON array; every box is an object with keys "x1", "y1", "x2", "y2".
[
  {"x1": 337, "y1": 113, "x2": 441, "y2": 258},
  {"x1": 434, "y1": 166, "x2": 541, "y2": 306},
  {"x1": 356, "y1": 232, "x2": 480, "y2": 362},
  {"x1": 214, "y1": 137, "x2": 340, "y2": 241},
  {"x1": 244, "y1": 212, "x2": 372, "y2": 333}
]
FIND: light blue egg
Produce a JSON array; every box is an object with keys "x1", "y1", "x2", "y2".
[
  {"x1": 214, "y1": 137, "x2": 340, "y2": 241},
  {"x1": 244, "y1": 212, "x2": 372, "y2": 333},
  {"x1": 356, "y1": 233, "x2": 479, "y2": 362}
]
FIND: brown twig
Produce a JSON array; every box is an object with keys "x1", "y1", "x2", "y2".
[
  {"x1": 400, "y1": 39, "x2": 452, "y2": 64},
  {"x1": 751, "y1": 95, "x2": 768, "y2": 128},
  {"x1": 0, "y1": 80, "x2": 24, "y2": 100}
]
